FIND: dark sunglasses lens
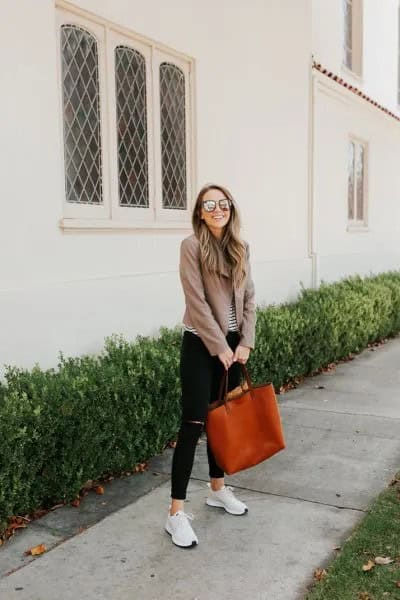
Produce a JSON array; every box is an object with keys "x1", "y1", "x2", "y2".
[
  {"x1": 203, "y1": 200, "x2": 216, "y2": 212},
  {"x1": 219, "y1": 199, "x2": 230, "y2": 210}
]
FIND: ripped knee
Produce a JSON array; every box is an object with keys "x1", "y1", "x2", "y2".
[
  {"x1": 177, "y1": 419, "x2": 204, "y2": 444},
  {"x1": 187, "y1": 420, "x2": 205, "y2": 434}
]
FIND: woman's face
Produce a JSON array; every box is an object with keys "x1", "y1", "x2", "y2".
[{"x1": 200, "y1": 188, "x2": 231, "y2": 237}]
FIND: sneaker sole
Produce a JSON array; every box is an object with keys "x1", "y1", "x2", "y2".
[
  {"x1": 165, "y1": 526, "x2": 198, "y2": 548},
  {"x1": 206, "y1": 498, "x2": 248, "y2": 515}
]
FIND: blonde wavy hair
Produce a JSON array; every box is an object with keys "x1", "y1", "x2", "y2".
[{"x1": 192, "y1": 183, "x2": 247, "y2": 288}]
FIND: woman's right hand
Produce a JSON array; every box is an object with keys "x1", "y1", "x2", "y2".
[{"x1": 218, "y1": 348, "x2": 234, "y2": 370}]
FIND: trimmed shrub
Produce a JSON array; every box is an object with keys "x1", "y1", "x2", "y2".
[{"x1": 1, "y1": 271, "x2": 400, "y2": 534}]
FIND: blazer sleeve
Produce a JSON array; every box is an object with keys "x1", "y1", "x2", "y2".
[
  {"x1": 239, "y1": 243, "x2": 256, "y2": 349},
  {"x1": 179, "y1": 238, "x2": 230, "y2": 356}
]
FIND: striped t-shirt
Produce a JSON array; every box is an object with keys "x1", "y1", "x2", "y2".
[{"x1": 183, "y1": 294, "x2": 239, "y2": 336}]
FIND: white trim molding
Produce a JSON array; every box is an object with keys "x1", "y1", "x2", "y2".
[
  {"x1": 55, "y1": 1, "x2": 196, "y2": 232},
  {"x1": 347, "y1": 135, "x2": 369, "y2": 231}
]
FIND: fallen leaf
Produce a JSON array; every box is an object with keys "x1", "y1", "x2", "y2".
[
  {"x1": 9, "y1": 522, "x2": 27, "y2": 531},
  {"x1": 395, "y1": 581, "x2": 400, "y2": 588},
  {"x1": 389, "y1": 478, "x2": 400, "y2": 486},
  {"x1": 362, "y1": 560, "x2": 375, "y2": 572},
  {"x1": 313, "y1": 568, "x2": 327, "y2": 581},
  {"x1": 332, "y1": 546, "x2": 341, "y2": 551},
  {"x1": 359, "y1": 593, "x2": 371, "y2": 600},
  {"x1": 374, "y1": 556, "x2": 393, "y2": 565},
  {"x1": 94, "y1": 486, "x2": 104, "y2": 495},
  {"x1": 133, "y1": 462, "x2": 148, "y2": 473},
  {"x1": 70, "y1": 498, "x2": 80, "y2": 507},
  {"x1": 25, "y1": 543, "x2": 46, "y2": 556}
]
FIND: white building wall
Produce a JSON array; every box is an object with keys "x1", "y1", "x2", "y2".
[
  {"x1": 313, "y1": 73, "x2": 400, "y2": 283},
  {"x1": 0, "y1": 0, "x2": 312, "y2": 372},
  {"x1": 312, "y1": 0, "x2": 400, "y2": 116}
]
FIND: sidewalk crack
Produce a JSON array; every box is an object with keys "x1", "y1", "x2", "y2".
[{"x1": 190, "y1": 476, "x2": 366, "y2": 513}]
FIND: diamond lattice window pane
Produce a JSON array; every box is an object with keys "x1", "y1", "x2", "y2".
[
  {"x1": 115, "y1": 46, "x2": 149, "y2": 207},
  {"x1": 61, "y1": 25, "x2": 103, "y2": 204},
  {"x1": 159, "y1": 63, "x2": 187, "y2": 210}
]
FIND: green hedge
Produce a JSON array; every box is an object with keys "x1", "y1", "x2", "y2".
[{"x1": 1, "y1": 271, "x2": 400, "y2": 534}]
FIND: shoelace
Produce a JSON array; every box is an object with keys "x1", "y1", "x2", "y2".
[{"x1": 174, "y1": 512, "x2": 194, "y2": 533}]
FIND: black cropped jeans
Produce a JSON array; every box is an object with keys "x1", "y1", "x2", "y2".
[{"x1": 170, "y1": 330, "x2": 241, "y2": 500}]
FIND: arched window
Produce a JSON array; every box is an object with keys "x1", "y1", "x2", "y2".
[
  {"x1": 60, "y1": 25, "x2": 103, "y2": 204},
  {"x1": 115, "y1": 46, "x2": 149, "y2": 207},
  {"x1": 159, "y1": 63, "x2": 187, "y2": 210},
  {"x1": 57, "y1": 7, "x2": 194, "y2": 228}
]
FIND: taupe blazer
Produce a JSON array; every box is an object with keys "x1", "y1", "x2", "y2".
[{"x1": 180, "y1": 234, "x2": 256, "y2": 356}]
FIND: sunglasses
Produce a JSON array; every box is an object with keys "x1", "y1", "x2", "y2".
[{"x1": 202, "y1": 198, "x2": 232, "y2": 213}]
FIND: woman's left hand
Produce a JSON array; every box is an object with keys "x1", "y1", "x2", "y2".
[{"x1": 233, "y1": 345, "x2": 250, "y2": 364}]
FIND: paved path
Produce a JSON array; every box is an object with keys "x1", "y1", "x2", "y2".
[{"x1": 1, "y1": 337, "x2": 400, "y2": 600}]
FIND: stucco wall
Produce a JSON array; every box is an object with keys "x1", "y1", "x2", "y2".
[
  {"x1": 312, "y1": 0, "x2": 400, "y2": 116},
  {"x1": 313, "y1": 73, "x2": 400, "y2": 283},
  {"x1": 0, "y1": 0, "x2": 312, "y2": 371}
]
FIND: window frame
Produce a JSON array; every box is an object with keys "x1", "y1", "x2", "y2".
[
  {"x1": 107, "y1": 30, "x2": 154, "y2": 223},
  {"x1": 56, "y1": 10, "x2": 112, "y2": 220},
  {"x1": 56, "y1": 3, "x2": 195, "y2": 230},
  {"x1": 342, "y1": 0, "x2": 363, "y2": 78},
  {"x1": 398, "y1": 1, "x2": 400, "y2": 107},
  {"x1": 347, "y1": 135, "x2": 368, "y2": 231},
  {"x1": 152, "y1": 49, "x2": 193, "y2": 223}
]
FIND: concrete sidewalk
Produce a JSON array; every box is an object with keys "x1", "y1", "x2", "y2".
[{"x1": 1, "y1": 337, "x2": 400, "y2": 600}]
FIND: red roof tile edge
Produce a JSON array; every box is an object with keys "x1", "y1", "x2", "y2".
[{"x1": 312, "y1": 61, "x2": 400, "y2": 123}]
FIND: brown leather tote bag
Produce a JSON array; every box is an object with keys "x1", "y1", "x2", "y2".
[{"x1": 205, "y1": 365, "x2": 285, "y2": 475}]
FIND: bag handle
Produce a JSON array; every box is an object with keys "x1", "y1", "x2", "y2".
[{"x1": 217, "y1": 364, "x2": 254, "y2": 407}]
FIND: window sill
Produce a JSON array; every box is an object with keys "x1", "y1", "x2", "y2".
[
  {"x1": 59, "y1": 218, "x2": 193, "y2": 232},
  {"x1": 346, "y1": 223, "x2": 369, "y2": 233},
  {"x1": 341, "y1": 63, "x2": 363, "y2": 84}
]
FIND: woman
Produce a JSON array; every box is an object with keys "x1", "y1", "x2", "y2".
[{"x1": 165, "y1": 183, "x2": 256, "y2": 548}]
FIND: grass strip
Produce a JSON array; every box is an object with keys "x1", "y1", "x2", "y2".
[{"x1": 306, "y1": 475, "x2": 400, "y2": 600}]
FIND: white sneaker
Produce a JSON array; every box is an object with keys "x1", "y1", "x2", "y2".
[
  {"x1": 206, "y1": 484, "x2": 248, "y2": 515},
  {"x1": 165, "y1": 510, "x2": 198, "y2": 548}
]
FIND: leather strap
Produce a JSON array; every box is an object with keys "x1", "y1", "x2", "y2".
[{"x1": 217, "y1": 364, "x2": 254, "y2": 407}]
